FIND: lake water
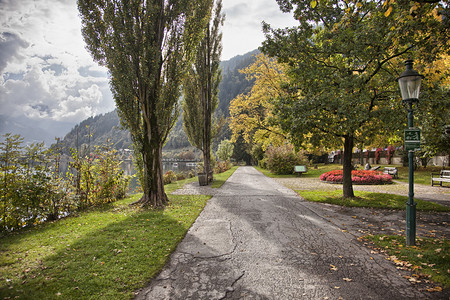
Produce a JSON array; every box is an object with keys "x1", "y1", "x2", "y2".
[{"x1": 162, "y1": 161, "x2": 198, "y2": 173}]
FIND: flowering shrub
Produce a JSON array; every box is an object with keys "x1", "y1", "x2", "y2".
[{"x1": 320, "y1": 170, "x2": 392, "y2": 185}]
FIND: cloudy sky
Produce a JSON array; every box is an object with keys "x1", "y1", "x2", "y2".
[{"x1": 0, "y1": 0, "x2": 297, "y2": 146}]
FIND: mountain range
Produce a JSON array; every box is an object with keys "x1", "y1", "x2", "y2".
[{"x1": 55, "y1": 50, "x2": 259, "y2": 154}]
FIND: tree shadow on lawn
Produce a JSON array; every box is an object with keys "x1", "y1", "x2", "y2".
[{"x1": 0, "y1": 205, "x2": 191, "y2": 299}]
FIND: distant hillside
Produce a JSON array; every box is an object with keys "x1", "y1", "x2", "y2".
[
  {"x1": 218, "y1": 49, "x2": 259, "y2": 116},
  {"x1": 56, "y1": 50, "x2": 259, "y2": 153},
  {"x1": 57, "y1": 110, "x2": 132, "y2": 154}
]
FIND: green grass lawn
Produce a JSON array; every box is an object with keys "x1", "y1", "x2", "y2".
[
  {"x1": 296, "y1": 190, "x2": 450, "y2": 212},
  {"x1": 0, "y1": 194, "x2": 210, "y2": 299},
  {"x1": 0, "y1": 169, "x2": 237, "y2": 300},
  {"x1": 212, "y1": 166, "x2": 238, "y2": 188},
  {"x1": 393, "y1": 166, "x2": 449, "y2": 186},
  {"x1": 364, "y1": 235, "x2": 450, "y2": 289}
]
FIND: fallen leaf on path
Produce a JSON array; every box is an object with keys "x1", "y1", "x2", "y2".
[{"x1": 343, "y1": 278, "x2": 352, "y2": 282}]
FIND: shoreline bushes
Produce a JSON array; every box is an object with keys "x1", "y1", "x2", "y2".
[{"x1": 1, "y1": 134, "x2": 130, "y2": 232}]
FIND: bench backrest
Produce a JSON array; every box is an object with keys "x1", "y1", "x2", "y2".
[
  {"x1": 295, "y1": 165, "x2": 307, "y2": 172},
  {"x1": 441, "y1": 170, "x2": 450, "y2": 177}
]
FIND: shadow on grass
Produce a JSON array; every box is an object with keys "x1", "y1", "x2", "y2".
[{"x1": 0, "y1": 195, "x2": 209, "y2": 299}]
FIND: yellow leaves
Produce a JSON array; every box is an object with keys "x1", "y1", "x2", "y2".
[
  {"x1": 330, "y1": 264, "x2": 338, "y2": 271},
  {"x1": 427, "y1": 286, "x2": 443, "y2": 292},
  {"x1": 383, "y1": 0, "x2": 394, "y2": 8},
  {"x1": 384, "y1": 6, "x2": 393, "y2": 17},
  {"x1": 229, "y1": 54, "x2": 289, "y2": 149},
  {"x1": 410, "y1": 3, "x2": 419, "y2": 15},
  {"x1": 402, "y1": 274, "x2": 421, "y2": 284},
  {"x1": 310, "y1": 1, "x2": 317, "y2": 9},
  {"x1": 383, "y1": 0, "x2": 394, "y2": 17}
]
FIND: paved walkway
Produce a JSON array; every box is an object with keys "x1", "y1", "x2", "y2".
[{"x1": 135, "y1": 166, "x2": 448, "y2": 299}]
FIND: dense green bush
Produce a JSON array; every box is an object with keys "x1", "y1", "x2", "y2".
[{"x1": 264, "y1": 144, "x2": 306, "y2": 175}]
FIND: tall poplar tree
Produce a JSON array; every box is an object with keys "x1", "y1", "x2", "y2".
[
  {"x1": 182, "y1": 0, "x2": 224, "y2": 183},
  {"x1": 78, "y1": 0, "x2": 213, "y2": 207}
]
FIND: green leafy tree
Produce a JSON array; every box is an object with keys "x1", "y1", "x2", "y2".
[
  {"x1": 78, "y1": 0, "x2": 213, "y2": 207},
  {"x1": 183, "y1": 0, "x2": 224, "y2": 182},
  {"x1": 415, "y1": 55, "x2": 450, "y2": 165},
  {"x1": 216, "y1": 139, "x2": 234, "y2": 161},
  {"x1": 262, "y1": 0, "x2": 448, "y2": 198}
]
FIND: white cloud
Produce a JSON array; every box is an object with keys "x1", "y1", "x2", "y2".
[
  {"x1": 221, "y1": 0, "x2": 298, "y2": 60},
  {"x1": 0, "y1": 0, "x2": 115, "y2": 144},
  {"x1": 0, "y1": 0, "x2": 297, "y2": 145}
]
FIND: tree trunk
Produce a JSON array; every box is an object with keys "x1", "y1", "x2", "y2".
[
  {"x1": 359, "y1": 145, "x2": 364, "y2": 165},
  {"x1": 132, "y1": 106, "x2": 168, "y2": 208},
  {"x1": 202, "y1": 23, "x2": 213, "y2": 183},
  {"x1": 342, "y1": 135, "x2": 354, "y2": 199}
]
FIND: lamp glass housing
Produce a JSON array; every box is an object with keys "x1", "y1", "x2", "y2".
[
  {"x1": 398, "y1": 76, "x2": 422, "y2": 100},
  {"x1": 397, "y1": 60, "x2": 424, "y2": 101}
]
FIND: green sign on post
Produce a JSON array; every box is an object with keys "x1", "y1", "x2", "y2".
[{"x1": 405, "y1": 128, "x2": 421, "y2": 151}]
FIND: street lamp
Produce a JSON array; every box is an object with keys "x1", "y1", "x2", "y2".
[{"x1": 397, "y1": 59, "x2": 424, "y2": 246}]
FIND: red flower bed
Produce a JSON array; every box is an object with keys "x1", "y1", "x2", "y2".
[{"x1": 320, "y1": 170, "x2": 392, "y2": 185}]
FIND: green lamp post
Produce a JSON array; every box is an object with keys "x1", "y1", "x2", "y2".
[{"x1": 397, "y1": 59, "x2": 424, "y2": 246}]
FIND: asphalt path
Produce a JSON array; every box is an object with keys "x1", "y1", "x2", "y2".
[{"x1": 135, "y1": 166, "x2": 443, "y2": 299}]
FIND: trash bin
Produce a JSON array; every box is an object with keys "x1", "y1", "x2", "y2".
[{"x1": 198, "y1": 173, "x2": 208, "y2": 186}]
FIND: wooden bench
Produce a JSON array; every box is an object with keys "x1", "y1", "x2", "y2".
[
  {"x1": 294, "y1": 165, "x2": 307, "y2": 176},
  {"x1": 431, "y1": 170, "x2": 450, "y2": 187},
  {"x1": 383, "y1": 167, "x2": 398, "y2": 179}
]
